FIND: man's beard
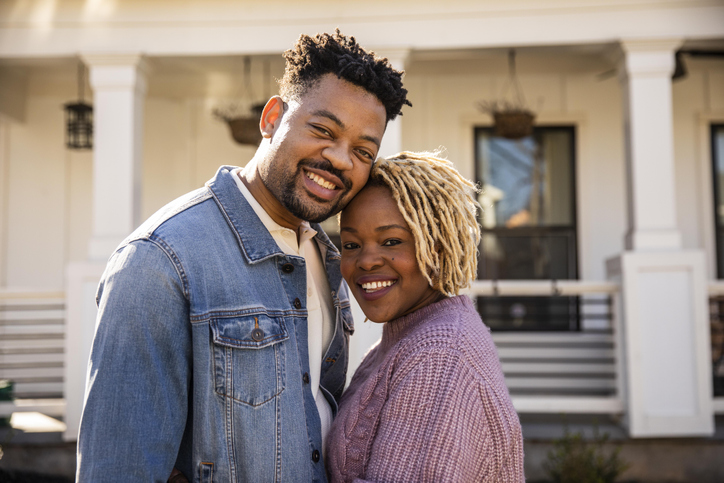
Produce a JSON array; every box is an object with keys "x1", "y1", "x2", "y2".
[{"x1": 277, "y1": 160, "x2": 352, "y2": 223}]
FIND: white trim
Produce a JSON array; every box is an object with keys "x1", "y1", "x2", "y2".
[
  {"x1": 462, "y1": 279, "x2": 618, "y2": 296},
  {"x1": 714, "y1": 398, "x2": 724, "y2": 414},
  {"x1": 709, "y1": 280, "x2": 724, "y2": 295},
  {"x1": 1, "y1": 3, "x2": 723, "y2": 57},
  {"x1": 512, "y1": 396, "x2": 624, "y2": 414},
  {"x1": 0, "y1": 290, "x2": 64, "y2": 300},
  {"x1": 0, "y1": 120, "x2": 8, "y2": 287},
  {"x1": 0, "y1": 399, "x2": 66, "y2": 418}
]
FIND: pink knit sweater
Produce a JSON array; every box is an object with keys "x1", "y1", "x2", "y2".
[{"x1": 325, "y1": 296, "x2": 524, "y2": 483}]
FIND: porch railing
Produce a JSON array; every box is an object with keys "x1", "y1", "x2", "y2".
[
  {"x1": 2, "y1": 282, "x2": 721, "y2": 420},
  {"x1": 0, "y1": 290, "x2": 66, "y2": 418},
  {"x1": 462, "y1": 280, "x2": 624, "y2": 414}
]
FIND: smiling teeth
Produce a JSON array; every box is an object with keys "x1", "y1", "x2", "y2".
[
  {"x1": 307, "y1": 172, "x2": 336, "y2": 190},
  {"x1": 361, "y1": 280, "x2": 396, "y2": 292}
]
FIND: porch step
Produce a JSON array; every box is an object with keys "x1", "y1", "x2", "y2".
[
  {"x1": 0, "y1": 293, "x2": 66, "y2": 414},
  {"x1": 492, "y1": 331, "x2": 618, "y2": 399}
]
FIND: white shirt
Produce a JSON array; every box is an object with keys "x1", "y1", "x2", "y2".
[{"x1": 232, "y1": 168, "x2": 335, "y2": 449}]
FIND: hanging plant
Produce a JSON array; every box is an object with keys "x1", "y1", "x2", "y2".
[
  {"x1": 213, "y1": 57, "x2": 268, "y2": 147},
  {"x1": 476, "y1": 50, "x2": 536, "y2": 140},
  {"x1": 213, "y1": 101, "x2": 265, "y2": 146}
]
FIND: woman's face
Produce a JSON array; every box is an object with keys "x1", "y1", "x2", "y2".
[{"x1": 340, "y1": 185, "x2": 442, "y2": 322}]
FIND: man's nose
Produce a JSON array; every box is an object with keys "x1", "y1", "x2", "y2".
[{"x1": 321, "y1": 143, "x2": 354, "y2": 171}]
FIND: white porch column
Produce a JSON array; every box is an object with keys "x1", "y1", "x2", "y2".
[
  {"x1": 346, "y1": 49, "x2": 409, "y2": 383},
  {"x1": 64, "y1": 54, "x2": 148, "y2": 441},
  {"x1": 607, "y1": 39, "x2": 713, "y2": 438},
  {"x1": 620, "y1": 39, "x2": 682, "y2": 251},
  {"x1": 376, "y1": 49, "x2": 409, "y2": 159},
  {"x1": 84, "y1": 54, "x2": 148, "y2": 260}
]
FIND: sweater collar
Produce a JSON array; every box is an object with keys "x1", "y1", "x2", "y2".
[{"x1": 379, "y1": 295, "x2": 474, "y2": 352}]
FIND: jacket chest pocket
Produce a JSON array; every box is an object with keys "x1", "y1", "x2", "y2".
[{"x1": 210, "y1": 314, "x2": 288, "y2": 407}]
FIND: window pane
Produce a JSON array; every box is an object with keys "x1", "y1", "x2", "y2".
[
  {"x1": 480, "y1": 230, "x2": 575, "y2": 280},
  {"x1": 713, "y1": 125, "x2": 724, "y2": 278},
  {"x1": 475, "y1": 127, "x2": 578, "y2": 331},
  {"x1": 477, "y1": 129, "x2": 574, "y2": 229}
]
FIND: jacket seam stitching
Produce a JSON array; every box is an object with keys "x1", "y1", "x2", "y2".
[{"x1": 145, "y1": 235, "x2": 191, "y2": 300}]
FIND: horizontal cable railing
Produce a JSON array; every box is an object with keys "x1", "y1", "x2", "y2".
[
  {"x1": 0, "y1": 290, "x2": 66, "y2": 417},
  {"x1": 462, "y1": 280, "x2": 623, "y2": 414}
]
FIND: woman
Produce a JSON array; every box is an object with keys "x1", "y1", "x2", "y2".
[{"x1": 326, "y1": 152, "x2": 525, "y2": 482}]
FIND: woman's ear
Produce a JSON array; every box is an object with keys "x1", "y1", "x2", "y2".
[{"x1": 259, "y1": 96, "x2": 286, "y2": 139}]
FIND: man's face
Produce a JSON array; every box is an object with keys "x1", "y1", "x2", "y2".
[{"x1": 258, "y1": 74, "x2": 387, "y2": 223}]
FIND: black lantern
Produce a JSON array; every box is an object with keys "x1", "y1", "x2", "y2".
[{"x1": 64, "y1": 62, "x2": 93, "y2": 150}]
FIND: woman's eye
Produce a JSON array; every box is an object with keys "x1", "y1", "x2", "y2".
[
  {"x1": 342, "y1": 242, "x2": 359, "y2": 250},
  {"x1": 382, "y1": 239, "x2": 402, "y2": 247}
]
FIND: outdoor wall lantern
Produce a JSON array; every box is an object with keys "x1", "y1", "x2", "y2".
[
  {"x1": 477, "y1": 49, "x2": 536, "y2": 140},
  {"x1": 213, "y1": 57, "x2": 268, "y2": 147},
  {"x1": 64, "y1": 61, "x2": 93, "y2": 150}
]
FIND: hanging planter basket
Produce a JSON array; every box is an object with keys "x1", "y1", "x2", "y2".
[
  {"x1": 476, "y1": 50, "x2": 538, "y2": 140},
  {"x1": 220, "y1": 103, "x2": 266, "y2": 146},
  {"x1": 492, "y1": 109, "x2": 536, "y2": 140},
  {"x1": 213, "y1": 56, "x2": 270, "y2": 147}
]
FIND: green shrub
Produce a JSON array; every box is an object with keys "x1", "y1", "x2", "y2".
[{"x1": 543, "y1": 426, "x2": 630, "y2": 483}]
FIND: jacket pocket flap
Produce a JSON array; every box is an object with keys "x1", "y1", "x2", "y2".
[{"x1": 211, "y1": 314, "x2": 288, "y2": 349}]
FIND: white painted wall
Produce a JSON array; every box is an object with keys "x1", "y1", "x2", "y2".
[
  {"x1": 1, "y1": 49, "x2": 722, "y2": 290},
  {"x1": 5, "y1": 96, "x2": 68, "y2": 289}
]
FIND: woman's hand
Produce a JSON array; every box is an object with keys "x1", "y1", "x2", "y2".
[{"x1": 168, "y1": 468, "x2": 189, "y2": 483}]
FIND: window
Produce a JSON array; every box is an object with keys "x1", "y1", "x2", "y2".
[
  {"x1": 713, "y1": 124, "x2": 724, "y2": 279},
  {"x1": 475, "y1": 126, "x2": 578, "y2": 331},
  {"x1": 711, "y1": 124, "x2": 724, "y2": 396}
]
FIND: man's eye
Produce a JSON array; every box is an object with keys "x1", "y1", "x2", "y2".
[
  {"x1": 342, "y1": 242, "x2": 359, "y2": 250},
  {"x1": 382, "y1": 239, "x2": 401, "y2": 246},
  {"x1": 356, "y1": 148, "x2": 374, "y2": 160},
  {"x1": 314, "y1": 125, "x2": 332, "y2": 136}
]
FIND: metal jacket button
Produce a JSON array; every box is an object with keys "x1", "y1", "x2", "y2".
[
  {"x1": 302, "y1": 372, "x2": 310, "y2": 384},
  {"x1": 312, "y1": 449, "x2": 320, "y2": 463},
  {"x1": 251, "y1": 328, "x2": 265, "y2": 341},
  {"x1": 282, "y1": 263, "x2": 294, "y2": 273},
  {"x1": 293, "y1": 298, "x2": 302, "y2": 309}
]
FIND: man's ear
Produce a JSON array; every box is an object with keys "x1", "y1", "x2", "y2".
[{"x1": 260, "y1": 96, "x2": 286, "y2": 139}]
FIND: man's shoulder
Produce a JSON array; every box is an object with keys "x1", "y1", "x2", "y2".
[
  {"x1": 126, "y1": 166, "x2": 248, "y2": 245},
  {"x1": 128, "y1": 186, "x2": 216, "y2": 244}
]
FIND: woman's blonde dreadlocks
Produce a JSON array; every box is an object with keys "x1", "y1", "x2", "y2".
[{"x1": 369, "y1": 151, "x2": 481, "y2": 296}]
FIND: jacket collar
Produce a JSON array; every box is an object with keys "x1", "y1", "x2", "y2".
[{"x1": 206, "y1": 166, "x2": 342, "y2": 266}]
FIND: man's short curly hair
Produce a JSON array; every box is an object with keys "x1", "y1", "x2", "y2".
[{"x1": 279, "y1": 30, "x2": 411, "y2": 122}]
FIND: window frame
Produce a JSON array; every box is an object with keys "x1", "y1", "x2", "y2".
[{"x1": 473, "y1": 125, "x2": 581, "y2": 332}]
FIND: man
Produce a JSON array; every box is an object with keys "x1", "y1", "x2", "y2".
[{"x1": 76, "y1": 31, "x2": 410, "y2": 482}]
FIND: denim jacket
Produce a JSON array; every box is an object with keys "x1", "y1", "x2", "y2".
[{"x1": 77, "y1": 166, "x2": 354, "y2": 482}]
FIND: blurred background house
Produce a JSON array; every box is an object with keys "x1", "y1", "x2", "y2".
[{"x1": 1, "y1": 0, "x2": 724, "y2": 480}]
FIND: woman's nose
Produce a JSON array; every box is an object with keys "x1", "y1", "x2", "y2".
[{"x1": 357, "y1": 246, "x2": 383, "y2": 271}]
